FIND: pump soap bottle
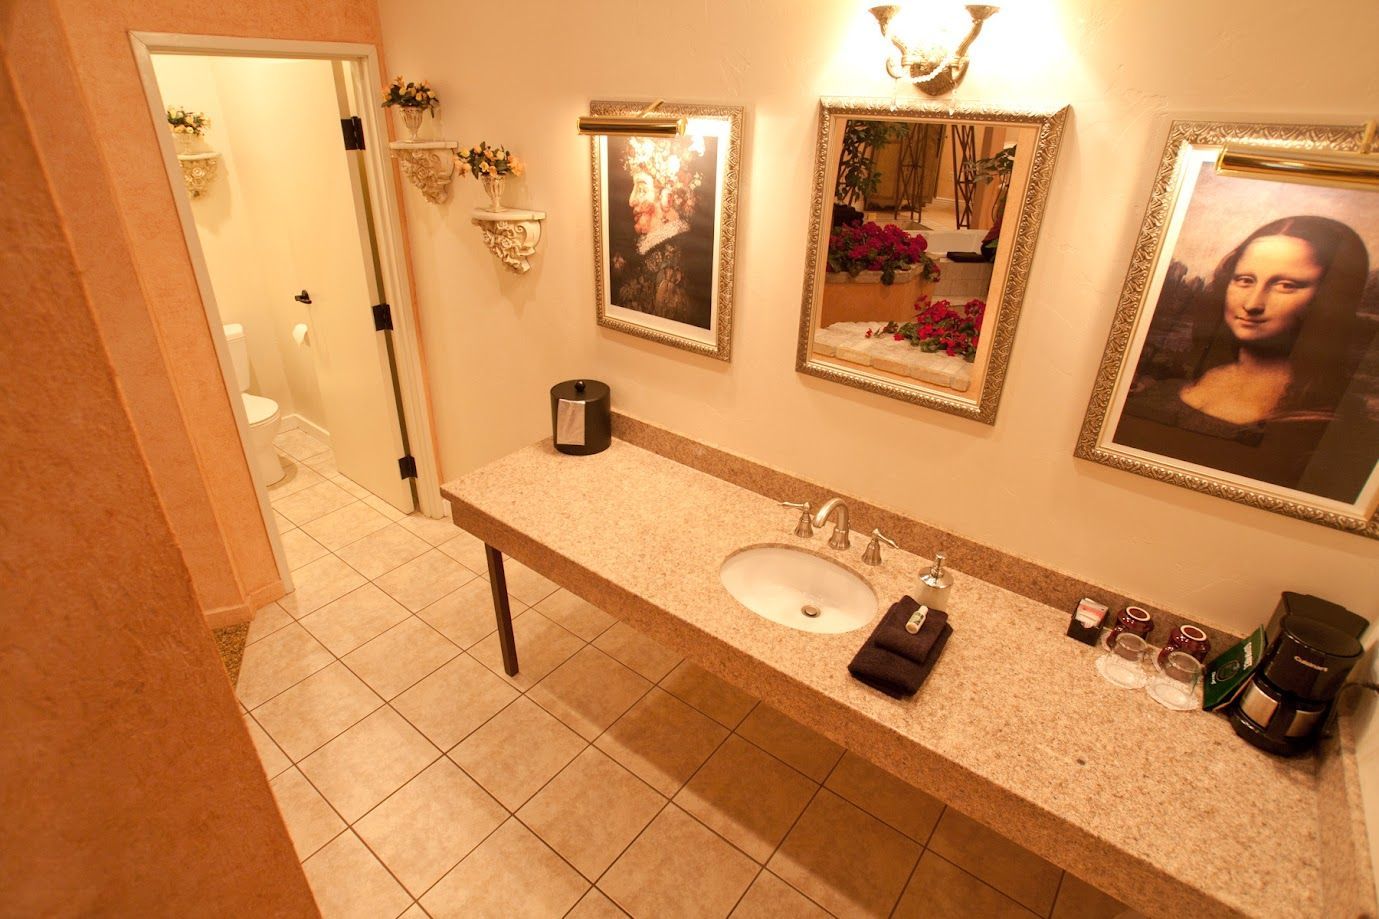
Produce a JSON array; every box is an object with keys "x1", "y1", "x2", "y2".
[{"x1": 918, "y1": 552, "x2": 953, "y2": 611}]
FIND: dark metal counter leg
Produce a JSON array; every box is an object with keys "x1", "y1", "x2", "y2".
[{"x1": 484, "y1": 544, "x2": 519, "y2": 676}]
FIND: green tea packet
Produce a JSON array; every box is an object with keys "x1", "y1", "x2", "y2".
[{"x1": 1203, "y1": 627, "x2": 1267, "y2": 712}]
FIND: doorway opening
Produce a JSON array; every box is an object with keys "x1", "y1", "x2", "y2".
[{"x1": 131, "y1": 35, "x2": 443, "y2": 592}]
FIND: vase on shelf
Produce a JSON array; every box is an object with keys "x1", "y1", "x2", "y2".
[
  {"x1": 482, "y1": 175, "x2": 505, "y2": 212},
  {"x1": 400, "y1": 107, "x2": 424, "y2": 142},
  {"x1": 174, "y1": 132, "x2": 209, "y2": 156}
]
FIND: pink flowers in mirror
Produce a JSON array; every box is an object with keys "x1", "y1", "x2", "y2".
[
  {"x1": 826, "y1": 220, "x2": 940, "y2": 285},
  {"x1": 866, "y1": 296, "x2": 987, "y2": 362}
]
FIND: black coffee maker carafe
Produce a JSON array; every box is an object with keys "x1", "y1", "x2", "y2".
[{"x1": 1228, "y1": 593, "x2": 1366, "y2": 757}]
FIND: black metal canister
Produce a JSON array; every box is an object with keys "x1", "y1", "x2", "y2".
[{"x1": 550, "y1": 379, "x2": 611, "y2": 455}]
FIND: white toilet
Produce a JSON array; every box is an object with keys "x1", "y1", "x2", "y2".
[{"x1": 223, "y1": 323, "x2": 285, "y2": 485}]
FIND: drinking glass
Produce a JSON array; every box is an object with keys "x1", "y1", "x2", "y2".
[
  {"x1": 1095, "y1": 632, "x2": 1149, "y2": 689},
  {"x1": 1147, "y1": 650, "x2": 1202, "y2": 711}
]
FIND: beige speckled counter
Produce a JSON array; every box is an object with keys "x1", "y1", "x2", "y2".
[{"x1": 442, "y1": 438, "x2": 1374, "y2": 918}]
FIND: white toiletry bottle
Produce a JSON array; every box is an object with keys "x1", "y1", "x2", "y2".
[{"x1": 918, "y1": 552, "x2": 953, "y2": 610}]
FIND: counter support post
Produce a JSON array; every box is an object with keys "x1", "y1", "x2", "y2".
[{"x1": 484, "y1": 544, "x2": 519, "y2": 675}]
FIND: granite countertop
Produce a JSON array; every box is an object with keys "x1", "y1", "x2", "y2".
[{"x1": 442, "y1": 438, "x2": 1353, "y2": 918}]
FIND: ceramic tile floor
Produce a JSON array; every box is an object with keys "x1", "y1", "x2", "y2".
[{"x1": 241, "y1": 431, "x2": 1136, "y2": 919}]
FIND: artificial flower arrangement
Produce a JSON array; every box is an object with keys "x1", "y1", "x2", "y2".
[
  {"x1": 826, "y1": 220, "x2": 940, "y2": 285},
  {"x1": 865, "y1": 296, "x2": 986, "y2": 362},
  {"x1": 380, "y1": 76, "x2": 439, "y2": 109},
  {"x1": 166, "y1": 106, "x2": 210, "y2": 136},
  {"x1": 455, "y1": 141, "x2": 525, "y2": 178}
]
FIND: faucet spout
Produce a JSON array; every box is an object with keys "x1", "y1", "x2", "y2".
[{"x1": 812, "y1": 498, "x2": 851, "y2": 550}]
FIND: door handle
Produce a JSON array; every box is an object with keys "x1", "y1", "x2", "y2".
[{"x1": 294, "y1": 290, "x2": 312, "y2": 304}]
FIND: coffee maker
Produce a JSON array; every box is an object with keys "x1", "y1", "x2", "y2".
[{"x1": 1229, "y1": 593, "x2": 1366, "y2": 757}]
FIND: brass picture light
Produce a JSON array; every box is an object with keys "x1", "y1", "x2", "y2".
[
  {"x1": 577, "y1": 99, "x2": 685, "y2": 137},
  {"x1": 1216, "y1": 120, "x2": 1379, "y2": 191}
]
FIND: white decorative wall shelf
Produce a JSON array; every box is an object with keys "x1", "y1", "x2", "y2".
[
  {"x1": 471, "y1": 207, "x2": 547, "y2": 274},
  {"x1": 178, "y1": 151, "x2": 220, "y2": 199},
  {"x1": 389, "y1": 140, "x2": 459, "y2": 204}
]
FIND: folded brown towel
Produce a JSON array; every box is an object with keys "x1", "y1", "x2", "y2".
[
  {"x1": 847, "y1": 596, "x2": 953, "y2": 698},
  {"x1": 849, "y1": 625, "x2": 952, "y2": 699},
  {"x1": 876, "y1": 598, "x2": 949, "y2": 664}
]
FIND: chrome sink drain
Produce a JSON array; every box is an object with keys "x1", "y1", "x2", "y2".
[{"x1": 801, "y1": 604, "x2": 821, "y2": 618}]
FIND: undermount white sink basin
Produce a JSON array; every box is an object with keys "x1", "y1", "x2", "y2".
[{"x1": 720, "y1": 546, "x2": 877, "y2": 634}]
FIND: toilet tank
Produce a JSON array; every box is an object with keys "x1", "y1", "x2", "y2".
[{"x1": 222, "y1": 323, "x2": 250, "y2": 393}]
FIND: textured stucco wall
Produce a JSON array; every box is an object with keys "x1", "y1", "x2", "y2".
[
  {"x1": 22, "y1": 0, "x2": 390, "y2": 623},
  {"x1": 0, "y1": 36, "x2": 316, "y2": 915}
]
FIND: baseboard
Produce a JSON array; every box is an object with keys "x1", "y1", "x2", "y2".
[
  {"x1": 204, "y1": 601, "x2": 253, "y2": 630},
  {"x1": 249, "y1": 579, "x2": 286, "y2": 611},
  {"x1": 281, "y1": 412, "x2": 331, "y2": 448}
]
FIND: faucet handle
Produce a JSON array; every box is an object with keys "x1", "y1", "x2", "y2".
[
  {"x1": 861, "y1": 529, "x2": 898, "y2": 566},
  {"x1": 781, "y1": 501, "x2": 814, "y2": 538}
]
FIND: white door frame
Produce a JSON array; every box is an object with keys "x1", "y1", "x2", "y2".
[{"x1": 129, "y1": 33, "x2": 447, "y2": 590}]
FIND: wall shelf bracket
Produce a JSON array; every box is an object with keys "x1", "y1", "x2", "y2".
[
  {"x1": 389, "y1": 140, "x2": 459, "y2": 204},
  {"x1": 470, "y1": 207, "x2": 546, "y2": 274},
  {"x1": 177, "y1": 151, "x2": 221, "y2": 198}
]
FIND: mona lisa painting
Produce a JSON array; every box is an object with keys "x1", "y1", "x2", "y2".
[
  {"x1": 1078, "y1": 119, "x2": 1379, "y2": 538},
  {"x1": 590, "y1": 101, "x2": 742, "y2": 360}
]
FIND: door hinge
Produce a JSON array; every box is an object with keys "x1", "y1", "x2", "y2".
[
  {"x1": 372, "y1": 303, "x2": 393, "y2": 332},
  {"x1": 340, "y1": 116, "x2": 365, "y2": 151},
  {"x1": 398, "y1": 455, "x2": 418, "y2": 479}
]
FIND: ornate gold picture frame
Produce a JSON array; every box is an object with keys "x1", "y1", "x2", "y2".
[
  {"x1": 1077, "y1": 119, "x2": 1379, "y2": 538},
  {"x1": 795, "y1": 98, "x2": 1068, "y2": 424},
  {"x1": 590, "y1": 101, "x2": 742, "y2": 361}
]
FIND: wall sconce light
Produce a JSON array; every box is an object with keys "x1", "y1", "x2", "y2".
[
  {"x1": 577, "y1": 99, "x2": 685, "y2": 137},
  {"x1": 869, "y1": 3, "x2": 999, "y2": 97}
]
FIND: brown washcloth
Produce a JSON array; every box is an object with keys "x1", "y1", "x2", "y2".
[
  {"x1": 876, "y1": 599, "x2": 950, "y2": 664},
  {"x1": 848, "y1": 624, "x2": 953, "y2": 699}
]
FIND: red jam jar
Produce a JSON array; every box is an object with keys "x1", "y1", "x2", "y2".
[
  {"x1": 1156, "y1": 624, "x2": 1211, "y2": 668},
  {"x1": 1106, "y1": 606, "x2": 1154, "y2": 649}
]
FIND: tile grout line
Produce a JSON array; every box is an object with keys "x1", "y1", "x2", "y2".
[
  {"x1": 1047, "y1": 868, "x2": 1068, "y2": 919},
  {"x1": 261, "y1": 449, "x2": 454, "y2": 915},
  {"x1": 722, "y1": 866, "x2": 769, "y2": 918},
  {"x1": 886, "y1": 842, "x2": 925, "y2": 919},
  {"x1": 250, "y1": 544, "x2": 488, "y2": 711},
  {"x1": 926, "y1": 847, "x2": 1050, "y2": 917}
]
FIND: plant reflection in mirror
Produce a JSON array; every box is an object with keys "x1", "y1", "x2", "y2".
[
  {"x1": 867, "y1": 296, "x2": 986, "y2": 361},
  {"x1": 835, "y1": 120, "x2": 911, "y2": 209}
]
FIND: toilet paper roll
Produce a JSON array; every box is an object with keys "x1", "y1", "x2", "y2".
[{"x1": 291, "y1": 323, "x2": 309, "y2": 346}]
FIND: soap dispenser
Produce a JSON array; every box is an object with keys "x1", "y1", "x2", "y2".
[{"x1": 918, "y1": 552, "x2": 953, "y2": 611}]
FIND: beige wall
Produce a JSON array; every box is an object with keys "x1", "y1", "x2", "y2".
[
  {"x1": 151, "y1": 54, "x2": 335, "y2": 433},
  {"x1": 379, "y1": 0, "x2": 1379, "y2": 638},
  {"x1": 379, "y1": 0, "x2": 1379, "y2": 865},
  {"x1": 0, "y1": 37, "x2": 315, "y2": 914}
]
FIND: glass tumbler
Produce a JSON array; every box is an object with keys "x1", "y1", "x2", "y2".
[
  {"x1": 1147, "y1": 651, "x2": 1202, "y2": 711},
  {"x1": 1095, "y1": 632, "x2": 1149, "y2": 689}
]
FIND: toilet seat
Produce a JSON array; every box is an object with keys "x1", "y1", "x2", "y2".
[{"x1": 242, "y1": 392, "x2": 280, "y2": 426}]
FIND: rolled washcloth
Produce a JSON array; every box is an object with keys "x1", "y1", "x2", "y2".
[{"x1": 847, "y1": 596, "x2": 953, "y2": 699}]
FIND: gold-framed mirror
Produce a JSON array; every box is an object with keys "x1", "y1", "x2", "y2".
[{"x1": 796, "y1": 98, "x2": 1069, "y2": 423}]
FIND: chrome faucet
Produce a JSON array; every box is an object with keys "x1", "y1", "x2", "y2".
[{"x1": 812, "y1": 498, "x2": 851, "y2": 550}]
